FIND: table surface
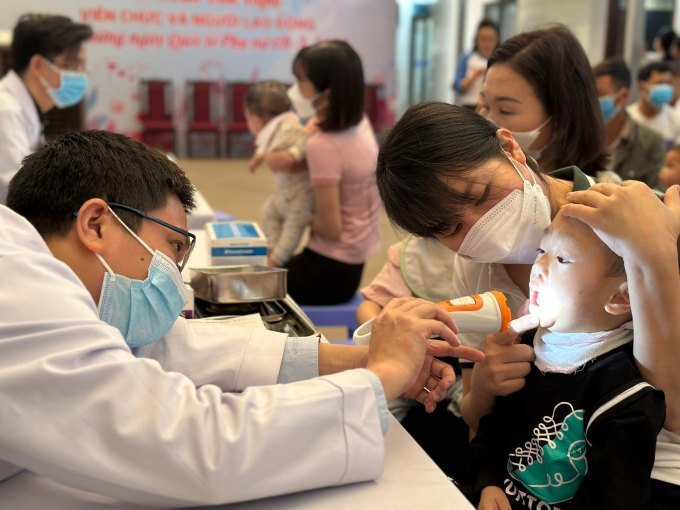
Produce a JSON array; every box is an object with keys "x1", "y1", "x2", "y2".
[{"x1": 0, "y1": 416, "x2": 473, "y2": 510}]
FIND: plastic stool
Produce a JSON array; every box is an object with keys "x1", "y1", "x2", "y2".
[{"x1": 301, "y1": 292, "x2": 363, "y2": 342}]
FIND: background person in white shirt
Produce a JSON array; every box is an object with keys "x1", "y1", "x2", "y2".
[
  {"x1": 453, "y1": 18, "x2": 499, "y2": 110},
  {"x1": 627, "y1": 61, "x2": 680, "y2": 148},
  {"x1": 0, "y1": 13, "x2": 92, "y2": 204}
]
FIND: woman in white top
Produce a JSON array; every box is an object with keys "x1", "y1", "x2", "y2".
[{"x1": 453, "y1": 18, "x2": 499, "y2": 110}]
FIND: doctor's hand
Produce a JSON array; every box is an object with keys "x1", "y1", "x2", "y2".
[
  {"x1": 562, "y1": 181, "x2": 680, "y2": 260},
  {"x1": 365, "y1": 297, "x2": 483, "y2": 407},
  {"x1": 402, "y1": 340, "x2": 484, "y2": 413}
]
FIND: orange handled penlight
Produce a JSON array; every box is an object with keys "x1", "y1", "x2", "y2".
[{"x1": 353, "y1": 291, "x2": 511, "y2": 345}]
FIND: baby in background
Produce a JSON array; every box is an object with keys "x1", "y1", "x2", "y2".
[
  {"x1": 658, "y1": 144, "x2": 680, "y2": 189},
  {"x1": 473, "y1": 208, "x2": 665, "y2": 510},
  {"x1": 244, "y1": 80, "x2": 314, "y2": 267}
]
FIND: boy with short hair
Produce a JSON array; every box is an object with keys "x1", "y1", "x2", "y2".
[{"x1": 474, "y1": 210, "x2": 666, "y2": 510}]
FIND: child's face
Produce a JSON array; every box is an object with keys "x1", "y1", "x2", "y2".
[
  {"x1": 244, "y1": 109, "x2": 265, "y2": 136},
  {"x1": 658, "y1": 149, "x2": 680, "y2": 189},
  {"x1": 529, "y1": 213, "x2": 626, "y2": 333}
]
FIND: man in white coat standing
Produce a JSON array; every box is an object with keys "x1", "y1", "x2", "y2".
[
  {"x1": 0, "y1": 14, "x2": 92, "y2": 203},
  {"x1": 0, "y1": 130, "x2": 483, "y2": 507}
]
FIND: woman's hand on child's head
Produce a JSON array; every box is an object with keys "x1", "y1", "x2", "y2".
[
  {"x1": 562, "y1": 181, "x2": 680, "y2": 260},
  {"x1": 478, "y1": 486, "x2": 511, "y2": 510}
]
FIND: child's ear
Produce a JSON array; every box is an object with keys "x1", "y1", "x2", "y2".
[{"x1": 604, "y1": 281, "x2": 631, "y2": 316}]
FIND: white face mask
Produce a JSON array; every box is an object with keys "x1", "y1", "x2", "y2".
[
  {"x1": 287, "y1": 83, "x2": 317, "y2": 119},
  {"x1": 509, "y1": 117, "x2": 551, "y2": 160},
  {"x1": 457, "y1": 154, "x2": 552, "y2": 264}
]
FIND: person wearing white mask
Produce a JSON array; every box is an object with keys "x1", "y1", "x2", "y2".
[
  {"x1": 267, "y1": 40, "x2": 382, "y2": 305},
  {"x1": 628, "y1": 62, "x2": 680, "y2": 150},
  {"x1": 592, "y1": 58, "x2": 665, "y2": 188},
  {"x1": 0, "y1": 14, "x2": 92, "y2": 204},
  {"x1": 0, "y1": 130, "x2": 484, "y2": 506},
  {"x1": 478, "y1": 26, "x2": 614, "y2": 182},
  {"x1": 377, "y1": 102, "x2": 680, "y2": 507}
]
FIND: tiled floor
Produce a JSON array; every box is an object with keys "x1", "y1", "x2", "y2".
[{"x1": 179, "y1": 157, "x2": 404, "y2": 289}]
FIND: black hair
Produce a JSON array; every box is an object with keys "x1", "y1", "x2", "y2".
[
  {"x1": 11, "y1": 14, "x2": 93, "y2": 74},
  {"x1": 292, "y1": 40, "x2": 365, "y2": 132},
  {"x1": 638, "y1": 61, "x2": 673, "y2": 82},
  {"x1": 487, "y1": 25, "x2": 608, "y2": 175},
  {"x1": 244, "y1": 80, "x2": 291, "y2": 120},
  {"x1": 656, "y1": 26, "x2": 677, "y2": 61},
  {"x1": 376, "y1": 102, "x2": 532, "y2": 238},
  {"x1": 7, "y1": 131, "x2": 195, "y2": 238},
  {"x1": 592, "y1": 58, "x2": 631, "y2": 89},
  {"x1": 473, "y1": 18, "x2": 500, "y2": 52},
  {"x1": 605, "y1": 252, "x2": 626, "y2": 278}
]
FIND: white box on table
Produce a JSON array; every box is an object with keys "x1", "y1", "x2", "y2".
[{"x1": 205, "y1": 221, "x2": 268, "y2": 266}]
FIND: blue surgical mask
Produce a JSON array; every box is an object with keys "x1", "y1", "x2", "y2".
[
  {"x1": 40, "y1": 58, "x2": 88, "y2": 108},
  {"x1": 599, "y1": 94, "x2": 622, "y2": 123},
  {"x1": 648, "y1": 83, "x2": 673, "y2": 108},
  {"x1": 95, "y1": 209, "x2": 188, "y2": 348}
]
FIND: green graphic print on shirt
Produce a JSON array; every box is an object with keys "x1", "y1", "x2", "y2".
[{"x1": 507, "y1": 402, "x2": 588, "y2": 504}]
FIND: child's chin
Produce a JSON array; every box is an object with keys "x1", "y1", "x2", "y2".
[{"x1": 539, "y1": 316, "x2": 556, "y2": 329}]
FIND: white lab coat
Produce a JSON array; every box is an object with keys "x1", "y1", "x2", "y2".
[
  {"x1": 0, "y1": 70, "x2": 43, "y2": 204},
  {"x1": 0, "y1": 205, "x2": 384, "y2": 507}
]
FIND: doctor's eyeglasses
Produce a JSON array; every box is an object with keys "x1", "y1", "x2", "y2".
[{"x1": 107, "y1": 202, "x2": 196, "y2": 272}]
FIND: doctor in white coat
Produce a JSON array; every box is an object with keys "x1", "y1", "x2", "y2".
[
  {"x1": 0, "y1": 130, "x2": 484, "y2": 507},
  {"x1": 0, "y1": 13, "x2": 91, "y2": 203}
]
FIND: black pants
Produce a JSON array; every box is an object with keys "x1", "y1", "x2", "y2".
[
  {"x1": 651, "y1": 479, "x2": 680, "y2": 509},
  {"x1": 285, "y1": 248, "x2": 364, "y2": 305}
]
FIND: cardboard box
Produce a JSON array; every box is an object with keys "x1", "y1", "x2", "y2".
[{"x1": 205, "y1": 221, "x2": 268, "y2": 266}]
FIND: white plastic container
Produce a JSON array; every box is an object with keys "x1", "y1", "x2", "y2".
[{"x1": 205, "y1": 221, "x2": 268, "y2": 266}]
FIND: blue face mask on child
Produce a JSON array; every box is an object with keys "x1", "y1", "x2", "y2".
[
  {"x1": 40, "y1": 58, "x2": 88, "y2": 108},
  {"x1": 96, "y1": 209, "x2": 188, "y2": 348}
]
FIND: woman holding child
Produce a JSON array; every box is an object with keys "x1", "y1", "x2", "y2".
[{"x1": 271, "y1": 40, "x2": 381, "y2": 305}]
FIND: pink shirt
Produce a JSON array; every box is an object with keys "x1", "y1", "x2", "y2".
[
  {"x1": 360, "y1": 241, "x2": 411, "y2": 306},
  {"x1": 306, "y1": 116, "x2": 381, "y2": 264}
]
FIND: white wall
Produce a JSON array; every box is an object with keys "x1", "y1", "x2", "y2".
[
  {"x1": 430, "y1": 0, "x2": 459, "y2": 106},
  {"x1": 515, "y1": 0, "x2": 609, "y2": 64}
]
